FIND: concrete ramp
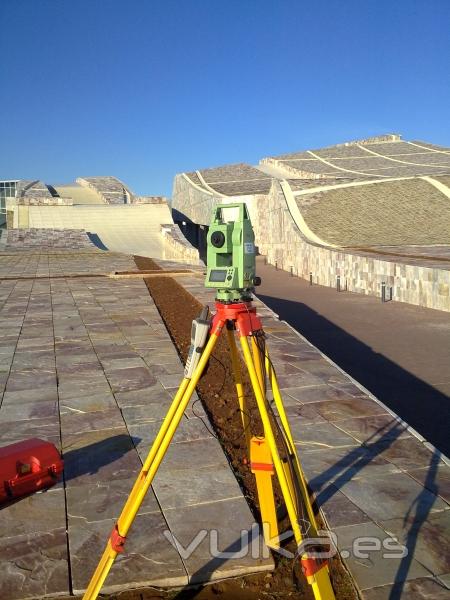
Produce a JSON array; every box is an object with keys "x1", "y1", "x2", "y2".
[
  {"x1": 27, "y1": 204, "x2": 173, "y2": 258},
  {"x1": 53, "y1": 184, "x2": 105, "y2": 204}
]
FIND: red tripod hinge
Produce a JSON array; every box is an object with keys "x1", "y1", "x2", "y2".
[
  {"x1": 301, "y1": 555, "x2": 328, "y2": 577},
  {"x1": 110, "y1": 524, "x2": 126, "y2": 553}
]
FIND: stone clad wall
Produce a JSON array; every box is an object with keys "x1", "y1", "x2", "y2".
[
  {"x1": 131, "y1": 196, "x2": 167, "y2": 205},
  {"x1": 4, "y1": 228, "x2": 97, "y2": 250},
  {"x1": 172, "y1": 176, "x2": 450, "y2": 312},
  {"x1": 161, "y1": 224, "x2": 200, "y2": 264},
  {"x1": 76, "y1": 176, "x2": 132, "y2": 204},
  {"x1": 17, "y1": 180, "x2": 52, "y2": 199},
  {"x1": 172, "y1": 174, "x2": 217, "y2": 225},
  {"x1": 17, "y1": 197, "x2": 73, "y2": 206},
  {"x1": 251, "y1": 181, "x2": 450, "y2": 312}
]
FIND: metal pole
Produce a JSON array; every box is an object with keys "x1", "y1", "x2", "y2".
[
  {"x1": 290, "y1": 265, "x2": 294, "y2": 277},
  {"x1": 275, "y1": 261, "x2": 278, "y2": 271},
  {"x1": 381, "y1": 281, "x2": 386, "y2": 303},
  {"x1": 337, "y1": 275, "x2": 341, "y2": 292},
  {"x1": 309, "y1": 272, "x2": 313, "y2": 286},
  {"x1": 389, "y1": 286, "x2": 393, "y2": 302}
]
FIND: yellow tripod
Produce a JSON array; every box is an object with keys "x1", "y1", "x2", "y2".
[{"x1": 82, "y1": 300, "x2": 336, "y2": 600}]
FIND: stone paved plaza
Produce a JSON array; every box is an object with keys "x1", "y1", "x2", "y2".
[
  {"x1": 0, "y1": 232, "x2": 449, "y2": 599},
  {"x1": 0, "y1": 244, "x2": 271, "y2": 599}
]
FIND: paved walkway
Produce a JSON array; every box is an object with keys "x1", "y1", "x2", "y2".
[
  {"x1": 255, "y1": 257, "x2": 450, "y2": 457},
  {"x1": 0, "y1": 244, "x2": 271, "y2": 599},
  {"x1": 172, "y1": 271, "x2": 450, "y2": 599},
  {"x1": 1, "y1": 237, "x2": 450, "y2": 599}
]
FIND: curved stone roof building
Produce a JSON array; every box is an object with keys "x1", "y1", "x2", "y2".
[
  {"x1": 5, "y1": 176, "x2": 197, "y2": 262},
  {"x1": 172, "y1": 134, "x2": 450, "y2": 311}
]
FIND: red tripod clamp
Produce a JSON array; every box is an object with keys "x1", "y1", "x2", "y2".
[
  {"x1": 300, "y1": 554, "x2": 329, "y2": 578},
  {"x1": 210, "y1": 301, "x2": 263, "y2": 337},
  {"x1": 110, "y1": 524, "x2": 126, "y2": 553}
]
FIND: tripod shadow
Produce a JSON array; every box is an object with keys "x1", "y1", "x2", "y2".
[
  {"x1": 311, "y1": 419, "x2": 405, "y2": 505},
  {"x1": 388, "y1": 449, "x2": 442, "y2": 600},
  {"x1": 308, "y1": 422, "x2": 443, "y2": 596},
  {"x1": 257, "y1": 294, "x2": 450, "y2": 456},
  {"x1": 172, "y1": 525, "x2": 269, "y2": 599}
]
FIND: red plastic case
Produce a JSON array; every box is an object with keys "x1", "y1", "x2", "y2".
[{"x1": 0, "y1": 438, "x2": 63, "y2": 503}]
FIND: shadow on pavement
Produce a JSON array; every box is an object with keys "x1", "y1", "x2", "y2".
[
  {"x1": 388, "y1": 448, "x2": 442, "y2": 599},
  {"x1": 309, "y1": 422, "x2": 443, "y2": 596},
  {"x1": 63, "y1": 433, "x2": 140, "y2": 482},
  {"x1": 87, "y1": 231, "x2": 109, "y2": 251},
  {"x1": 258, "y1": 294, "x2": 450, "y2": 456}
]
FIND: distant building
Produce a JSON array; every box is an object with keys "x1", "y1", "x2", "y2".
[
  {"x1": 172, "y1": 134, "x2": 450, "y2": 311},
  {"x1": 0, "y1": 180, "x2": 18, "y2": 225}
]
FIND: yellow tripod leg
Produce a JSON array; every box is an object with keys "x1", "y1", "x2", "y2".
[
  {"x1": 240, "y1": 336, "x2": 335, "y2": 600},
  {"x1": 268, "y1": 353, "x2": 335, "y2": 596},
  {"x1": 266, "y1": 350, "x2": 318, "y2": 532},
  {"x1": 240, "y1": 336, "x2": 300, "y2": 536},
  {"x1": 251, "y1": 336, "x2": 265, "y2": 396},
  {"x1": 250, "y1": 436, "x2": 279, "y2": 548},
  {"x1": 82, "y1": 330, "x2": 221, "y2": 600},
  {"x1": 229, "y1": 331, "x2": 278, "y2": 547},
  {"x1": 227, "y1": 328, "x2": 251, "y2": 452}
]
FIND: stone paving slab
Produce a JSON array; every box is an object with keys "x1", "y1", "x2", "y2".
[
  {"x1": 363, "y1": 577, "x2": 450, "y2": 599},
  {"x1": 69, "y1": 513, "x2": 188, "y2": 595},
  {"x1": 380, "y1": 512, "x2": 450, "y2": 577},
  {"x1": 169, "y1": 268, "x2": 450, "y2": 600},
  {"x1": 0, "y1": 488, "x2": 66, "y2": 539},
  {"x1": 163, "y1": 497, "x2": 272, "y2": 583},
  {"x1": 0, "y1": 527, "x2": 69, "y2": 600},
  {"x1": 332, "y1": 522, "x2": 430, "y2": 590}
]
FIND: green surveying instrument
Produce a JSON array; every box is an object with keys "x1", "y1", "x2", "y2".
[
  {"x1": 205, "y1": 203, "x2": 261, "y2": 302},
  {"x1": 83, "y1": 203, "x2": 336, "y2": 600}
]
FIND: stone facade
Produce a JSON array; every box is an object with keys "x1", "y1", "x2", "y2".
[
  {"x1": 172, "y1": 173, "x2": 218, "y2": 225},
  {"x1": 254, "y1": 182, "x2": 450, "y2": 312},
  {"x1": 17, "y1": 180, "x2": 52, "y2": 199},
  {"x1": 161, "y1": 224, "x2": 200, "y2": 264},
  {"x1": 172, "y1": 175, "x2": 450, "y2": 312},
  {"x1": 3, "y1": 228, "x2": 98, "y2": 251},
  {"x1": 17, "y1": 197, "x2": 73, "y2": 206},
  {"x1": 296, "y1": 179, "x2": 450, "y2": 247},
  {"x1": 76, "y1": 176, "x2": 134, "y2": 205},
  {"x1": 131, "y1": 196, "x2": 167, "y2": 205}
]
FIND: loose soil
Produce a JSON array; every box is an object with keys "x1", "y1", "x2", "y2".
[
  {"x1": 133, "y1": 256, "x2": 162, "y2": 270},
  {"x1": 98, "y1": 259, "x2": 359, "y2": 600}
]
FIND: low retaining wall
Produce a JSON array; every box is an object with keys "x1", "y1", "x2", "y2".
[
  {"x1": 161, "y1": 224, "x2": 200, "y2": 264},
  {"x1": 131, "y1": 196, "x2": 167, "y2": 205},
  {"x1": 17, "y1": 197, "x2": 73, "y2": 206}
]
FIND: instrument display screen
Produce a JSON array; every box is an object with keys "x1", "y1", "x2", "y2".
[{"x1": 209, "y1": 269, "x2": 227, "y2": 282}]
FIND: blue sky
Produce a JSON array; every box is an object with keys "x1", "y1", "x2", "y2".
[{"x1": 1, "y1": 0, "x2": 449, "y2": 196}]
